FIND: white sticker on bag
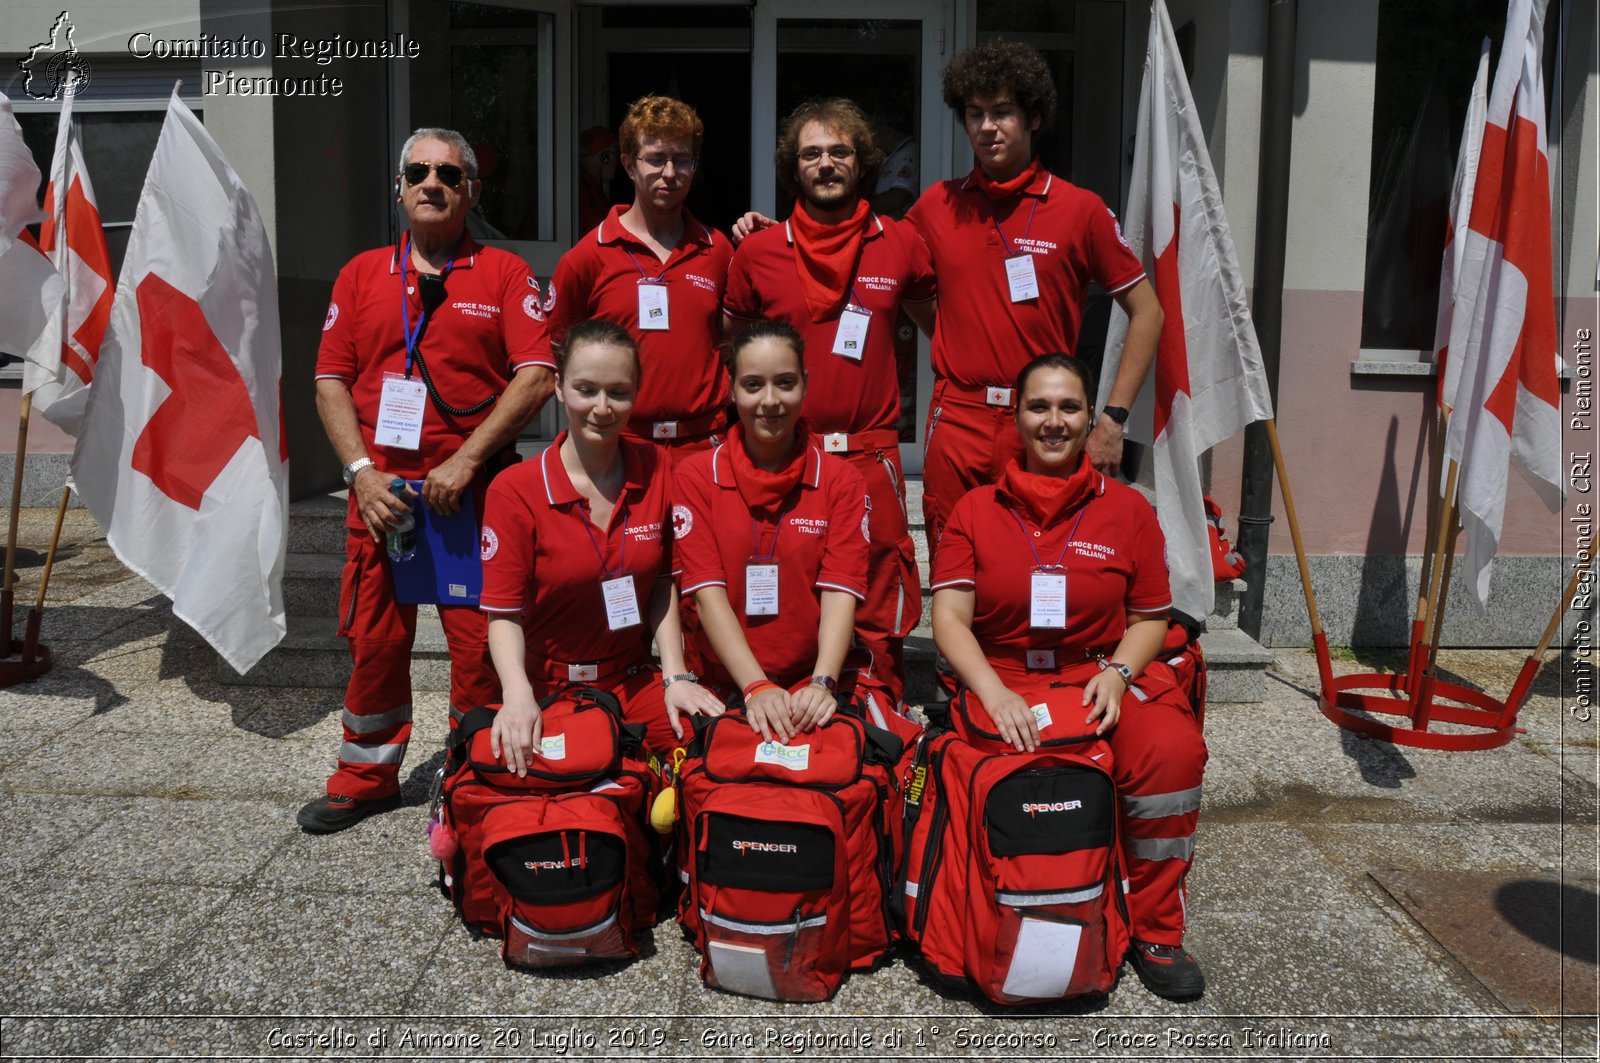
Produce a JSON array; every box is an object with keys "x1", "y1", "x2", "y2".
[
  {"x1": 1031, "y1": 702, "x2": 1054, "y2": 730},
  {"x1": 754, "y1": 740, "x2": 810, "y2": 772},
  {"x1": 539, "y1": 734, "x2": 567, "y2": 761}
]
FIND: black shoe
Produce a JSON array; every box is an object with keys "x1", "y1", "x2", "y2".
[
  {"x1": 297, "y1": 792, "x2": 401, "y2": 834},
  {"x1": 1129, "y1": 940, "x2": 1205, "y2": 1000}
]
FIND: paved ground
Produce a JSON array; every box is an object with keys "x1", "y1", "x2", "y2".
[{"x1": 0, "y1": 508, "x2": 1596, "y2": 1061}]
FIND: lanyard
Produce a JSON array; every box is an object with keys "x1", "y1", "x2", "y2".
[
  {"x1": 985, "y1": 193, "x2": 1040, "y2": 257},
  {"x1": 624, "y1": 245, "x2": 673, "y2": 284},
  {"x1": 1010, "y1": 502, "x2": 1088, "y2": 570},
  {"x1": 750, "y1": 496, "x2": 798, "y2": 562},
  {"x1": 845, "y1": 281, "x2": 865, "y2": 311},
  {"x1": 398, "y1": 233, "x2": 457, "y2": 377},
  {"x1": 576, "y1": 497, "x2": 629, "y2": 579}
]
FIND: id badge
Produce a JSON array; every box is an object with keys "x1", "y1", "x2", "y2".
[
  {"x1": 831, "y1": 304, "x2": 871, "y2": 360},
  {"x1": 376, "y1": 371, "x2": 426, "y2": 450},
  {"x1": 1029, "y1": 567, "x2": 1067, "y2": 629},
  {"x1": 601, "y1": 574, "x2": 642, "y2": 631},
  {"x1": 637, "y1": 281, "x2": 670, "y2": 331},
  {"x1": 745, "y1": 562, "x2": 780, "y2": 617},
  {"x1": 1005, "y1": 253, "x2": 1040, "y2": 302}
]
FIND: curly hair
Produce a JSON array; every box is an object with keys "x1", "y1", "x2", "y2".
[
  {"x1": 941, "y1": 38, "x2": 1057, "y2": 133},
  {"x1": 618, "y1": 95, "x2": 704, "y2": 158},
  {"x1": 774, "y1": 98, "x2": 883, "y2": 198}
]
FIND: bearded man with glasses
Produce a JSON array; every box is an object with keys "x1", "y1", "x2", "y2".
[
  {"x1": 549, "y1": 95, "x2": 734, "y2": 465},
  {"x1": 304, "y1": 127, "x2": 556, "y2": 833}
]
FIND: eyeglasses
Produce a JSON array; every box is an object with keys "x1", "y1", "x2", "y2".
[
  {"x1": 798, "y1": 146, "x2": 856, "y2": 164},
  {"x1": 402, "y1": 161, "x2": 467, "y2": 189},
  {"x1": 634, "y1": 154, "x2": 698, "y2": 173}
]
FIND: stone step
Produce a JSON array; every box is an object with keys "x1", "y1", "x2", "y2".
[
  {"x1": 287, "y1": 492, "x2": 350, "y2": 555},
  {"x1": 283, "y1": 552, "x2": 345, "y2": 617},
  {"x1": 1198, "y1": 626, "x2": 1275, "y2": 704}
]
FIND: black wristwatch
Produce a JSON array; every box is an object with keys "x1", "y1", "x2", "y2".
[
  {"x1": 1101, "y1": 405, "x2": 1130, "y2": 426},
  {"x1": 809, "y1": 674, "x2": 837, "y2": 693}
]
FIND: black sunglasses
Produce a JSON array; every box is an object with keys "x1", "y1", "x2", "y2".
[{"x1": 402, "y1": 161, "x2": 467, "y2": 188}]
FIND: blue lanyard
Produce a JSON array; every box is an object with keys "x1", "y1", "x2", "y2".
[
  {"x1": 845, "y1": 281, "x2": 866, "y2": 312},
  {"x1": 624, "y1": 246, "x2": 671, "y2": 284},
  {"x1": 399, "y1": 233, "x2": 457, "y2": 377},
  {"x1": 750, "y1": 496, "x2": 798, "y2": 562},
  {"x1": 576, "y1": 498, "x2": 629, "y2": 579},
  {"x1": 1010, "y1": 502, "x2": 1088, "y2": 570},
  {"x1": 985, "y1": 193, "x2": 1040, "y2": 257}
]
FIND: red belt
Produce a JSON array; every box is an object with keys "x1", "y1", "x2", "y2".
[{"x1": 817, "y1": 428, "x2": 900, "y2": 454}]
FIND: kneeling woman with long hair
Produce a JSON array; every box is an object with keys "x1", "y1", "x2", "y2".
[
  {"x1": 673, "y1": 321, "x2": 900, "y2": 742},
  {"x1": 930, "y1": 352, "x2": 1208, "y2": 1001},
  {"x1": 480, "y1": 319, "x2": 723, "y2": 772}
]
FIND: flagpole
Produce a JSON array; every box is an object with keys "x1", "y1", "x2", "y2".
[
  {"x1": 1264, "y1": 419, "x2": 1331, "y2": 689},
  {"x1": 1408, "y1": 407, "x2": 1451, "y2": 684},
  {"x1": 1497, "y1": 556, "x2": 1591, "y2": 721},
  {"x1": 2, "y1": 392, "x2": 32, "y2": 653},
  {"x1": 20, "y1": 484, "x2": 70, "y2": 664},
  {"x1": 1419, "y1": 459, "x2": 1462, "y2": 678}
]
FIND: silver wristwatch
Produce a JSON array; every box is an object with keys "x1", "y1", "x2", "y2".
[
  {"x1": 1098, "y1": 659, "x2": 1133, "y2": 683},
  {"x1": 342, "y1": 457, "x2": 375, "y2": 486},
  {"x1": 661, "y1": 672, "x2": 698, "y2": 691}
]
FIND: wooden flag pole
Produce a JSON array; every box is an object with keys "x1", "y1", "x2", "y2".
[
  {"x1": 20, "y1": 484, "x2": 71, "y2": 664},
  {"x1": 1499, "y1": 556, "x2": 1592, "y2": 721},
  {"x1": 2, "y1": 392, "x2": 33, "y2": 653},
  {"x1": 1263, "y1": 419, "x2": 1330, "y2": 686},
  {"x1": 1409, "y1": 408, "x2": 1452, "y2": 682},
  {"x1": 1419, "y1": 458, "x2": 1462, "y2": 671}
]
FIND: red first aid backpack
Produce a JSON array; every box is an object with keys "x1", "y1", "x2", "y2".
[
  {"x1": 431, "y1": 687, "x2": 660, "y2": 969},
  {"x1": 674, "y1": 702, "x2": 908, "y2": 1001},
  {"x1": 899, "y1": 690, "x2": 1128, "y2": 1004}
]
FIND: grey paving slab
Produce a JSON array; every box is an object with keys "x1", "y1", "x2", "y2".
[
  {"x1": 1, "y1": 730, "x2": 195, "y2": 796},
  {"x1": 127, "y1": 888, "x2": 456, "y2": 1015},
  {"x1": 262, "y1": 804, "x2": 443, "y2": 896},
  {"x1": 151, "y1": 732, "x2": 335, "y2": 803},
  {"x1": 0, "y1": 793, "x2": 138, "y2": 874},
  {"x1": 0, "y1": 689, "x2": 109, "y2": 734},
  {"x1": 0, "y1": 1017, "x2": 122, "y2": 1061},
  {"x1": 1189, "y1": 824, "x2": 1372, "y2": 913},
  {"x1": 0, "y1": 876, "x2": 233, "y2": 1012},
  {"x1": 0, "y1": 725, "x2": 61, "y2": 771},
  {"x1": 1303, "y1": 822, "x2": 1574, "y2": 880},
  {"x1": 50, "y1": 797, "x2": 293, "y2": 887}
]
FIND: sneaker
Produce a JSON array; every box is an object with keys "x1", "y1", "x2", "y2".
[
  {"x1": 1129, "y1": 940, "x2": 1206, "y2": 1000},
  {"x1": 297, "y1": 792, "x2": 401, "y2": 834}
]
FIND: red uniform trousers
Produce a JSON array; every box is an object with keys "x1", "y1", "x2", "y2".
[
  {"x1": 922, "y1": 378, "x2": 1023, "y2": 567},
  {"x1": 333, "y1": 531, "x2": 499, "y2": 800},
  {"x1": 983, "y1": 659, "x2": 1207, "y2": 946},
  {"x1": 527, "y1": 654, "x2": 680, "y2": 756},
  {"x1": 834, "y1": 439, "x2": 921, "y2": 708}
]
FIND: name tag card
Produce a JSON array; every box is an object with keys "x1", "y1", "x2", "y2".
[
  {"x1": 745, "y1": 562, "x2": 780, "y2": 617},
  {"x1": 377, "y1": 372, "x2": 427, "y2": 450},
  {"x1": 601, "y1": 574, "x2": 642, "y2": 631},
  {"x1": 1005, "y1": 253, "x2": 1040, "y2": 303},
  {"x1": 832, "y1": 305, "x2": 871, "y2": 360},
  {"x1": 638, "y1": 281, "x2": 670, "y2": 330},
  {"x1": 1030, "y1": 568, "x2": 1067, "y2": 629}
]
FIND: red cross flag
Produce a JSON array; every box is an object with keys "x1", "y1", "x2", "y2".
[
  {"x1": 1441, "y1": 0, "x2": 1564, "y2": 606},
  {"x1": 1432, "y1": 39, "x2": 1491, "y2": 412},
  {"x1": 0, "y1": 91, "x2": 64, "y2": 361},
  {"x1": 1102, "y1": 0, "x2": 1275, "y2": 621},
  {"x1": 71, "y1": 89, "x2": 288, "y2": 674},
  {"x1": 24, "y1": 86, "x2": 114, "y2": 435}
]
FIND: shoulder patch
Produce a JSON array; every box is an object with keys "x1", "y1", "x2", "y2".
[
  {"x1": 672, "y1": 504, "x2": 693, "y2": 539},
  {"x1": 481, "y1": 526, "x2": 500, "y2": 561},
  {"x1": 323, "y1": 302, "x2": 339, "y2": 331}
]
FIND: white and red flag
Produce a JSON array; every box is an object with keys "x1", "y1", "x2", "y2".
[
  {"x1": 24, "y1": 86, "x2": 114, "y2": 435},
  {"x1": 1441, "y1": 0, "x2": 1563, "y2": 606},
  {"x1": 0, "y1": 91, "x2": 63, "y2": 361},
  {"x1": 1433, "y1": 39, "x2": 1492, "y2": 412},
  {"x1": 71, "y1": 89, "x2": 288, "y2": 673},
  {"x1": 1103, "y1": 0, "x2": 1275, "y2": 621}
]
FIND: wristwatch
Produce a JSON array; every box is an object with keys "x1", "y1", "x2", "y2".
[
  {"x1": 809, "y1": 674, "x2": 837, "y2": 693},
  {"x1": 342, "y1": 456, "x2": 375, "y2": 486},
  {"x1": 1098, "y1": 659, "x2": 1133, "y2": 683},
  {"x1": 1101, "y1": 405, "x2": 1130, "y2": 426},
  {"x1": 661, "y1": 672, "x2": 698, "y2": 691}
]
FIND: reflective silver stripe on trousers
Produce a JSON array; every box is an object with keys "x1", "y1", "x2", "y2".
[
  {"x1": 904, "y1": 880, "x2": 919, "y2": 898},
  {"x1": 700, "y1": 909, "x2": 827, "y2": 935},
  {"x1": 341, "y1": 704, "x2": 413, "y2": 735},
  {"x1": 1131, "y1": 834, "x2": 1196, "y2": 862},
  {"x1": 1121, "y1": 785, "x2": 1203, "y2": 819},
  {"x1": 339, "y1": 740, "x2": 407, "y2": 765},
  {"x1": 997, "y1": 882, "x2": 1104, "y2": 906}
]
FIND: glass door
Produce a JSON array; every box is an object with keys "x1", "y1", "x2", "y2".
[{"x1": 751, "y1": 1, "x2": 951, "y2": 472}]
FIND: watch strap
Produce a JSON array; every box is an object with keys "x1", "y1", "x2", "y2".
[{"x1": 1101, "y1": 405, "x2": 1130, "y2": 426}]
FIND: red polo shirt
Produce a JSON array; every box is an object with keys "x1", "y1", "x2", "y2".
[
  {"x1": 548, "y1": 206, "x2": 733, "y2": 434},
  {"x1": 316, "y1": 235, "x2": 554, "y2": 525},
  {"x1": 930, "y1": 470, "x2": 1171, "y2": 655},
  {"x1": 906, "y1": 167, "x2": 1145, "y2": 388},
  {"x1": 674, "y1": 440, "x2": 869, "y2": 683},
  {"x1": 724, "y1": 212, "x2": 934, "y2": 434},
  {"x1": 479, "y1": 436, "x2": 674, "y2": 668}
]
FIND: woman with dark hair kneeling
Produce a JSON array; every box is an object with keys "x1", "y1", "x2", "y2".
[
  {"x1": 930, "y1": 352, "x2": 1207, "y2": 1000},
  {"x1": 480, "y1": 319, "x2": 723, "y2": 771},
  {"x1": 673, "y1": 321, "x2": 904, "y2": 741}
]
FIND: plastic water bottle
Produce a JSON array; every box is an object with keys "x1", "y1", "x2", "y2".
[{"x1": 387, "y1": 477, "x2": 416, "y2": 562}]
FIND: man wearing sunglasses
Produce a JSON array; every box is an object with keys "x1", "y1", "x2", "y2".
[
  {"x1": 306, "y1": 127, "x2": 556, "y2": 833},
  {"x1": 722, "y1": 98, "x2": 936, "y2": 714},
  {"x1": 549, "y1": 95, "x2": 733, "y2": 464}
]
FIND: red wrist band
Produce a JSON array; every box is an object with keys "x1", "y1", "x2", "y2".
[{"x1": 742, "y1": 679, "x2": 780, "y2": 699}]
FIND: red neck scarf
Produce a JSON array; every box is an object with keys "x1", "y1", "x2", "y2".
[
  {"x1": 789, "y1": 200, "x2": 872, "y2": 322},
  {"x1": 1000, "y1": 452, "x2": 1097, "y2": 527},
  {"x1": 974, "y1": 158, "x2": 1042, "y2": 203},
  {"x1": 728, "y1": 421, "x2": 812, "y2": 514}
]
